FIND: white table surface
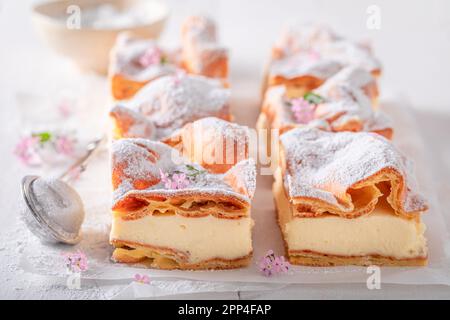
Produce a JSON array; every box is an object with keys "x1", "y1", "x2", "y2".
[{"x1": 0, "y1": 0, "x2": 450, "y2": 299}]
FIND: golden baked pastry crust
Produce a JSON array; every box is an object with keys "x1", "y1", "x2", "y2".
[
  {"x1": 110, "y1": 74, "x2": 148, "y2": 101},
  {"x1": 111, "y1": 239, "x2": 252, "y2": 270},
  {"x1": 181, "y1": 16, "x2": 228, "y2": 80},
  {"x1": 260, "y1": 67, "x2": 391, "y2": 139},
  {"x1": 279, "y1": 128, "x2": 427, "y2": 219},
  {"x1": 287, "y1": 250, "x2": 427, "y2": 267},
  {"x1": 111, "y1": 136, "x2": 256, "y2": 218},
  {"x1": 110, "y1": 75, "x2": 232, "y2": 141}
]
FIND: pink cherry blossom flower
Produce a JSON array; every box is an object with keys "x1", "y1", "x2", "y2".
[
  {"x1": 291, "y1": 97, "x2": 316, "y2": 124},
  {"x1": 138, "y1": 47, "x2": 163, "y2": 67},
  {"x1": 58, "y1": 100, "x2": 73, "y2": 118},
  {"x1": 273, "y1": 256, "x2": 290, "y2": 274},
  {"x1": 259, "y1": 256, "x2": 275, "y2": 277},
  {"x1": 14, "y1": 136, "x2": 41, "y2": 166},
  {"x1": 171, "y1": 173, "x2": 190, "y2": 189},
  {"x1": 62, "y1": 250, "x2": 88, "y2": 273},
  {"x1": 55, "y1": 136, "x2": 75, "y2": 156},
  {"x1": 173, "y1": 70, "x2": 186, "y2": 85},
  {"x1": 160, "y1": 169, "x2": 190, "y2": 190},
  {"x1": 258, "y1": 250, "x2": 291, "y2": 277},
  {"x1": 308, "y1": 49, "x2": 321, "y2": 61},
  {"x1": 159, "y1": 169, "x2": 173, "y2": 189},
  {"x1": 134, "y1": 274, "x2": 150, "y2": 284}
]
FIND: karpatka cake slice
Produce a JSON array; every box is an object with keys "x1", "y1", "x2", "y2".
[
  {"x1": 274, "y1": 127, "x2": 428, "y2": 266},
  {"x1": 110, "y1": 118, "x2": 256, "y2": 270}
]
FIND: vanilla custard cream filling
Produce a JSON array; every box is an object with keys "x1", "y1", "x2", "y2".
[
  {"x1": 110, "y1": 214, "x2": 253, "y2": 263},
  {"x1": 274, "y1": 171, "x2": 427, "y2": 259}
]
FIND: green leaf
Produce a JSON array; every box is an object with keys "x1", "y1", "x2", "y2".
[
  {"x1": 185, "y1": 164, "x2": 205, "y2": 178},
  {"x1": 303, "y1": 92, "x2": 324, "y2": 105},
  {"x1": 186, "y1": 164, "x2": 196, "y2": 171},
  {"x1": 33, "y1": 131, "x2": 52, "y2": 143}
]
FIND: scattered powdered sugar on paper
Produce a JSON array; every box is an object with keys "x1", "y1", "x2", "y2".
[{"x1": 280, "y1": 127, "x2": 427, "y2": 212}]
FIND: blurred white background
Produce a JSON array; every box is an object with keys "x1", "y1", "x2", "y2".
[{"x1": 1, "y1": 0, "x2": 450, "y2": 110}]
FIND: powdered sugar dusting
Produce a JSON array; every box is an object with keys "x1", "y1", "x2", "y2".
[
  {"x1": 110, "y1": 105, "x2": 156, "y2": 139},
  {"x1": 111, "y1": 138, "x2": 256, "y2": 208},
  {"x1": 270, "y1": 54, "x2": 342, "y2": 80},
  {"x1": 264, "y1": 67, "x2": 392, "y2": 134},
  {"x1": 280, "y1": 127, "x2": 427, "y2": 213},
  {"x1": 177, "y1": 117, "x2": 250, "y2": 161},
  {"x1": 320, "y1": 40, "x2": 381, "y2": 73},
  {"x1": 273, "y1": 23, "x2": 340, "y2": 58},
  {"x1": 270, "y1": 23, "x2": 381, "y2": 80},
  {"x1": 118, "y1": 75, "x2": 230, "y2": 139},
  {"x1": 110, "y1": 34, "x2": 179, "y2": 82},
  {"x1": 181, "y1": 16, "x2": 228, "y2": 74}
]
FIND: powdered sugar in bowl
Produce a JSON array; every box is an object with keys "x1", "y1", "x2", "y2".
[{"x1": 32, "y1": 0, "x2": 169, "y2": 74}]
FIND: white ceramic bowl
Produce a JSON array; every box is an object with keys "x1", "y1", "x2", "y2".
[{"x1": 32, "y1": 0, "x2": 169, "y2": 74}]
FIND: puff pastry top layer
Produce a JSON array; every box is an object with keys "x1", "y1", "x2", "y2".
[
  {"x1": 181, "y1": 16, "x2": 228, "y2": 78},
  {"x1": 110, "y1": 74, "x2": 231, "y2": 140},
  {"x1": 163, "y1": 117, "x2": 250, "y2": 174},
  {"x1": 262, "y1": 66, "x2": 391, "y2": 137},
  {"x1": 270, "y1": 23, "x2": 381, "y2": 82},
  {"x1": 111, "y1": 137, "x2": 256, "y2": 218},
  {"x1": 279, "y1": 127, "x2": 427, "y2": 218},
  {"x1": 109, "y1": 33, "x2": 179, "y2": 82}
]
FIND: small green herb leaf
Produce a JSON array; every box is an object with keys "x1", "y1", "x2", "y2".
[
  {"x1": 33, "y1": 131, "x2": 52, "y2": 143},
  {"x1": 185, "y1": 164, "x2": 205, "y2": 179},
  {"x1": 303, "y1": 92, "x2": 324, "y2": 105}
]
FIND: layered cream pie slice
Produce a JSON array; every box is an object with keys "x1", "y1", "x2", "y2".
[
  {"x1": 275, "y1": 127, "x2": 428, "y2": 266},
  {"x1": 264, "y1": 23, "x2": 381, "y2": 95},
  {"x1": 108, "y1": 33, "x2": 181, "y2": 100},
  {"x1": 109, "y1": 74, "x2": 232, "y2": 141},
  {"x1": 110, "y1": 118, "x2": 256, "y2": 270},
  {"x1": 181, "y1": 16, "x2": 228, "y2": 81},
  {"x1": 259, "y1": 66, "x2": 390, "y2": 138}
]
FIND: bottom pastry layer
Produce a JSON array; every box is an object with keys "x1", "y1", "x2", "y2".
[
  {"x1": 288, "y1": 251, "x2": 427, "y2": 267},
  {"x1": 112, "y1": 240, "x2": 252, "y2": 270}
]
